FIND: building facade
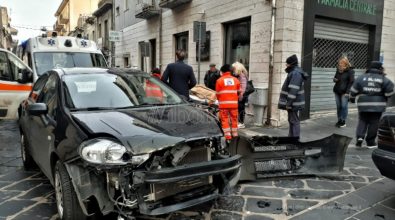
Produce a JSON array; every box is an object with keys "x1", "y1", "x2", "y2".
[
  {"x1": 53, "y1": 0, "x2": 99, "y2": 36},
  {"x1": 114, "y1": 0, "x2": 395, "y2": 125},
  {"x1": 93, "y1": 0, "x2": 114, "y2": 65},
  {"x1": 0, "y1": 6, "x2": 18, "y2": 51}
]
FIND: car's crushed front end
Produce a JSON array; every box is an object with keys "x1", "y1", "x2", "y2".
[{"x1": 64, "y1": 137, "x2": 241, "y2": 217}]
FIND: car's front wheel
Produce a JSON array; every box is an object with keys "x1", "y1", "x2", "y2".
[
  {"x1": 20, "y1": 133, "x2": 36, "y2": 170},
  {"x1": 54, "y1": 161, "x2": 87, "y2": 220}
]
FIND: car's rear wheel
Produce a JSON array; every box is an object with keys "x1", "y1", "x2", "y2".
[
  {"x1": 55, "y1": 161, "x2": 87, "y2": 220},
  {"x1": 20, "y1": 133, "x2": 36, "y2": 170}
]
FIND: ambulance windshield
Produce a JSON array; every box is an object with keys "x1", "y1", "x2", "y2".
[{"x1": 34, "y1": 52, "x2": 107, "y2": 75}]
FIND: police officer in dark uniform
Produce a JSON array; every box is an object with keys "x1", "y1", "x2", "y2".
[
  {"x1": 278, "y1": 54, "x2": 309, "y2": 139},
  {"x1": 350, "y1": 61, "x2": 394, "y2": 148}
]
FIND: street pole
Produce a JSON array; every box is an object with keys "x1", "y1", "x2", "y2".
[{"x1": 197, "y1": 22, "x2": 202, "y2": 83}]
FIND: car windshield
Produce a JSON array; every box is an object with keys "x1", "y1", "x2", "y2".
[
  {"x1": 63, "y1": 73, "x2": 184, "y2": 110},
  {"x1": 34, "y1": 52, "x2": 107, "y2": 76}
]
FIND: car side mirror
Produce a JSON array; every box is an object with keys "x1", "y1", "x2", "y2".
[
  {"x1": 17, "y1": 69, "x2": 33, "y2": 84},
  {"x1": 28, "y1": 103, "x2": 48, "y2": 116}
]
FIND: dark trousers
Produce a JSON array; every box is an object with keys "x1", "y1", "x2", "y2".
[
  {"x1": 356, "y1": 112, "x2": 382, "y2": 145},
  {"x1": 287, "y1": 110, "x2": 300, "y2": 138},
  {"x1": 238, "y1": 96, "x2": 247, "y2": 123}
]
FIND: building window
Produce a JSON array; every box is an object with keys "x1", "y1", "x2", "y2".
[
  {"x1": 138, "y1": 40, "x2": 156, "y2": 72},
  {"x1": 116, "y1": 6, "x2": 120, "y2": 16},
  {"x1": 139, "y1": 41, "x2": 149, "y2": 72},
  {"x1": 224, "y1": 18, "x2": 251, "y2": 69},
  {"x1": 104, "y1": 20, "x2": 109, "y2": 48},
  {"x1": 149, "y1": 39, "x2": 156, "y2": 69},
  {"x1": 98, "y1": 23, "x2": 102, "y2": 38},
  {"x1": 174, "y1": 31, "x2": 189, "y2": 62},
  {"x1": 124, "y1": 0, "x2": 129, "y2": 11},
  {"x1": 123, "y1": 56, "x2": 130, "y2": 68}
]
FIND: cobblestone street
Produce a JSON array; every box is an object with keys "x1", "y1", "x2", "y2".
[{"x1": 1, "y1": 116, "x2": 395, "y2": 220}]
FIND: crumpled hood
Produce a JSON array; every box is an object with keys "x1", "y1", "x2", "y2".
[{"x1": 71, "y1": 104, "x2": 222, "y2": 155}]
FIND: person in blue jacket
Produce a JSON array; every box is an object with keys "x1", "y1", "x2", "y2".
[
  {"x1": 278, "y1": 54, "x2": 309, "y2": 139},
  {"x1": 350, "y1": 61, "x2": 394, "y2": 148}
]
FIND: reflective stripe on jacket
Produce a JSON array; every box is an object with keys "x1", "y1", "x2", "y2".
[
  {"x1": 216, "y1": 72, "x2": 241, "y2": 109},
  {"x1": 350, "y1": 68, "x2": 394, "y2": 112}
]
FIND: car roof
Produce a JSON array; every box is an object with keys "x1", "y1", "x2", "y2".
[{"x1": 49, "y1": 67, "x2": 149, "y2": 78}]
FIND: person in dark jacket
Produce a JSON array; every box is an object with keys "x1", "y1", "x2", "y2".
[
  {"x1": 333, "y1": 57, "x2": 355, "y2": 128},
  {"x1": 162, "y1": 49, "x2": 197, "y2": 99},
  {"x1": 204, "y1": 64, "x2": 220, "y2": 90},
  {"x1": 350, "y1": 61, "x2": 394, "y2": 148},
  {"x1": 278, "y1": 54, "x2": 309, "y2": 138}
]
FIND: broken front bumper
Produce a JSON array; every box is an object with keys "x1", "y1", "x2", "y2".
[
  {"x1": 229, "y1": 134, "x2": 351, "y2": 180},
  {"x1": 65, "y1": 155, "x2": 242, "y2": 216},
  {"x1": 134, "y1": 155, "x2": 242, "y2": 215}
]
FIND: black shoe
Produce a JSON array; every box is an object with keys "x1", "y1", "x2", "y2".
[
  {"x1": 335, "y1": 120, "x2": 341, "y2": 127},
  {"x1": 338, "y1": 120, "x2": 346, "y2": 128},
  {"x1": 366, "y1": 142, "x2": 377, "y2": 149},
  {"x1": 356, "y1": 138, "x2": 363, "y2": 147}
]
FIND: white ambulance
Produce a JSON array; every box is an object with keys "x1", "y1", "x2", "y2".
[
  {"x1": 0, "y1": 48, "x2": 32, "y2": 119},
  {"x1": 0, "y1": 35, "x2": 108, "y2": 119}
]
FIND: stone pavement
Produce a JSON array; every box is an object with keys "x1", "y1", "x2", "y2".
[
  {"x1": 0, "y1": 120, "x2": 57, "y2": 220},
  {"x1": 0, "y1": 110, "x2": 394, "y2": 220}
]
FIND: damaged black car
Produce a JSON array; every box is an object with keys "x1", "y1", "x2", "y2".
[{"x1": 18, "y1": 68, "x2": 241, "y2": 219}]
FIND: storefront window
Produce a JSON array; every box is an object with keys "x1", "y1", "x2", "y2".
[{"x1": 225, "y1": 19, "x2": 251, "y2": 69}]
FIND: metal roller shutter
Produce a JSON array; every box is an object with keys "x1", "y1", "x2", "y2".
[{"x1": 311, "y1": 19, "x2": 369, "y2": 113}]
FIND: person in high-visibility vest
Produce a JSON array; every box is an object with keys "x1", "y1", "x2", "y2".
[
  {"x1": 215, "y1": 64, "x2": 241, "y2": 141},
  {"x1": 145, "y1": 68, "x2": 164, "y2": 102}
]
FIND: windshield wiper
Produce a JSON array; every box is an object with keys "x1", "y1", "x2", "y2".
[
  {"x1": 69, "y1": 107, "x2": 116, "y2": 111},
  {"x1": 138, "y1": 103, "x2": 175, "y2": 107}
]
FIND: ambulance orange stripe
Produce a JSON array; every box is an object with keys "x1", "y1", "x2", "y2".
[{"x1": 0, "y1": 83, "x2": 32, "y2": 91}]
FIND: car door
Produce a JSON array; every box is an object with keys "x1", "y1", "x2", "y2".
[
  {"x1": 20, "y1": 74, "x2": 49, "y2": 160},
  {"x1": 0, "y1": 50, "x2": 32, "y2": 119},
  {"x1": 29, "y1": 73, "x2": 59, "y2": 177}
]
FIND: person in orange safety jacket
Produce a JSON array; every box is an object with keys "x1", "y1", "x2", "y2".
[
  {"x1": 215, "y1": 64, "x2": 241, "y2": 141},
  {"x1": 145, "y1": 68, "x2": 163, "y2": 102}
]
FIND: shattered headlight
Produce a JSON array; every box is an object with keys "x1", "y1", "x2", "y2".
[
  {"x1": 80, "y1": 139, "x2": 151, "y2": 166},
  {"x1": 80, "y1": 139, "x2": 128, "y2": 165}
]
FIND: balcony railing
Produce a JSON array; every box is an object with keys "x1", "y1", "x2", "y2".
[
  {"x1": 59, "y1": 4, "x2": 70, "y2": 24},
  {"x1": 98, "y1": 0, "x2": 113, "y2": 8},
  {"x1": 135, "y1": 0, "x2": 160, "y2": 19},
  {"x1": 94, "y1": 0, "x2": 113, "y2": 17},
  {"x1": 159, "y1": 0, "x2": 192, "y2": 9},
  {"x1": 54, "y1": 20, "x2": 64, "y2": 32},
  {"x1": 77, "y1": 14, "x2": 94, "y2": 28},
  {"x1": 59, "y1": 14, "x2": 69, "y2": 24}
]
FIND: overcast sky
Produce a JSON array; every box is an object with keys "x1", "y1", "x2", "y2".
[{"x1": 1, "y1": 0, "x2": 62, "y2": 42}]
